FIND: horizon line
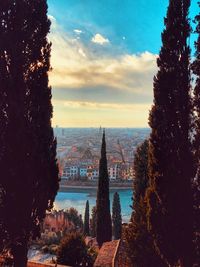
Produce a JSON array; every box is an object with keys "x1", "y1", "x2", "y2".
[{"x1": 53, "y1": 126, "x2": 150, "y2": 129}]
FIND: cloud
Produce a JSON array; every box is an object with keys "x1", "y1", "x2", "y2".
[
  {"x1": 78, "y1": 48, "x2": 86, "y2": 58},
  {"x1": 91, "y1": 33, "x2": 110, "y2": 45},
  {"x1": 74, "y1": 29, "x2": 82, "y2": 34},
  {"x1": 62, "y1": 100, "x2": 144, "y2": 111},
  {"x1": 48, "y1": 15, "x2": 57, "y2": 30},
  {"x1": 52, "y1": 86, "x2": 153, "y2": 107},
  {"x1": 48, "y1": 14, "x2": 56, "y2": 23},
  {"x1": 52, "y1": 99, "x2": 151, "y2": 127},
  {"x1": 48, "y1": 16, "x2": 157, "y2": 104}
]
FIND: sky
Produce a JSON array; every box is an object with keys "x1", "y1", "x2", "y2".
[{"x1": 47, "y1": 0, "x2": 198, "y2": 128}]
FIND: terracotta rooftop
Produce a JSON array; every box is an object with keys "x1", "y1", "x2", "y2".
[
  {"x1": 0, "y1": 258, "x2": 71, "y2": 267},
  {"x1": 28, "y1": 262, "x2": 70, "y2": 267},
  {"x1": 94, "y1": 240, "x2": 120, "y2": 267}
]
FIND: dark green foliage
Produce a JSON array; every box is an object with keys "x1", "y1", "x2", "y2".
[
  {"x1": 0, "y1": 1, "x2": 59, "y2": 265},
  {"x1": 112, "y1": 192, "x2": 122, "y2": 240},
  {"x1": 146, "y1": 1, "x2": 193, "y2": 266},
  {"x1": 126, "y1": 199, "x2": 167, "y2": 267},
  {"x1": 90, "y1": 206, "x2": 97, "y2": 238},
  {"x1": 125, "y1": 141, "x2": 166, "y2": 267},
  {"x1": 133, "y1": 140, "x2": 149, "y2": 207},
  {"x1": 96, "y1": 130, "x2": 112, "y2": 246},
  {"x1": 87, "y1": 246, "x2": 98, "y2": 266},
  {"x1": 191, "y1": 4, "x2": 200, "y2": 265},
  {"x1": 57, "y1": 232, "x2": 94, "y2": 267},
  {"x1": 65, "y1": 208, "x2": 83, "y2": 229},
  {"x1": 83, "y1": 200, "x2": 90, "y2": 236}
]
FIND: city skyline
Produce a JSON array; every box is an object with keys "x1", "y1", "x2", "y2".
[{"x1": 48, "y1": 0, "x2": 198, "y2": 127}]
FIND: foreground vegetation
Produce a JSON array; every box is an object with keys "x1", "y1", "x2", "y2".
[
  {"x1": 0, "y1": 0, "x2": 199, "y2": 266},
  {"x1": 125, "y1": 1, "x2": 200, "y2": 266}
]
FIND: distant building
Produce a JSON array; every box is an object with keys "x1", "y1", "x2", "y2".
[
  {"x1": 108, "y1": 164, "x2": 120, "y2": 180},
  {"x1": 62, "y1": 166, "x2": 70, "y2": 179},
  {"x1": 79, "y1": 167, "x2": 87, "y2": 177},
  {"x1": 70, "y1": 166, "x2": 79, "y2": 178},
  {"x1": 87, "y1": 165, "x2": 99, "y2": 180},
  {"x1": 92, "y1": 168, "x2": 99, "y2": 179},
  {"x1": 62, "y1": 165, "x2": 79, "y2": 179},
  {"x1": 127, "y1": 166, "x2": 134, "y2": 180},
  {"x1": 120, "y1": 164, "x2": 134, "y2": 180},
  {"x1": 82, "y1": 148, "x2": 93, "y2": 160},
  {"x1": 43, "y1": 211, "x2": 74, "y2": 232}
]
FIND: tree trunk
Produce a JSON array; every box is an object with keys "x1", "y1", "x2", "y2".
[
  {"x1": 178, "y1": 257, "x2": 192, "y2": 267},
  {"x1": 12, "y1": 242, "x2": 28, "y2": 267}
]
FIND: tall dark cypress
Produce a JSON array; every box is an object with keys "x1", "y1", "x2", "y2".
[
  {"x1": 191, "y1": 4, "x2": 200, "y2": 265},
  {"x1": 96, "y1": 130, "x2": 112, "y2": 247},
  {"x1": 0, "y1": 2, "x2": 34, "y2": 265},
  {"x1": 90, "y1": 206, "x2": 97, "y2": 238},
  {"x1": 0, "y1": 1, "x2": 59, "y2": 266},
  {"x1": 83, "y1": 200, "x2": 90, "y2": 236},
  {"x1": 112, "y1": 192, "x2": 122, "y2": 240},
  {"x1": 133, "y1": 140, "x2": 149, "y2": 208},
  {"x1": 146, "y1": 1, "x2": 193, "y2": 266},
  {"x1": 125, "y1": 140, "x2": 166, "y2": 267},
  {"x1": 0, "y1": 1, "x2": 11, "y2": 251},
  {"x1": 26, "y1": 0, "x2": 59, "y2": 229}
]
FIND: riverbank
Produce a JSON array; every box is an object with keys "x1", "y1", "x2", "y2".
[
  {"x1": 55, "y1": 189, "x2": 132, "y2": 222},
  {"x1": 59, "y1": 180, "x2": 132, "y2": 192}
]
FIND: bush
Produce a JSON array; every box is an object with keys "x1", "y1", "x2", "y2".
[
  {"x1": 57, "y1": 232, "x2": 94, "y2": 267},
  {"x1": 41, "y1": 245, "x2": 49, "y2": 254}
]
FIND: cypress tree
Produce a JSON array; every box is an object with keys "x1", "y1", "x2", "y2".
[
  {"x1": 0, "y1": 1, "x2": 11, "y2": 250},
  {"x1": 90, "y1": 206, "x2": 97, "y2": 238},
  {"x1": 57, "y1": 232, "x2": 91, "y2": 267},
  {"x1": 96, "y1": 130, "x2": 112, "y2": 247},
  {"x1": 83, "y1": 200, "x2": 90, "y2": 236},
  {"x1": 0, "y1": 2, "x2": 34, "y2": 264},
  {"x1": 146, "y1": 1, "x2": 193, "y2": 266},
  {"x1": 0, "y1": 1, "x2": 59, "y2": 266},
  {"x1": 191, "y1": 4, "x2": 200, "y2": 265},
  {"x1": 125, "y1": 140, "x2": 166, "y2": 267},
  {"x1": 133, "y1": 140, "x2": 149, "y2": 208},
  {"x1": 112, "y1": 192, "x2": 122, "y2": 240}
]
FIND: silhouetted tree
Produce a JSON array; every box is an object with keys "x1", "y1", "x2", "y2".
[
  {"x1": 191, "y1": 4, "x2": 200, "y2": 265},
  {"x1": 84, "y1": 200, "x2": 90, "y2": 236},
  {"x1": 112, "y1": 192, "x2": 122, "y2": 240},
  {"x1": 65, "y1": 208, "x2": 83, "y2": 229},
  {"x1": 57, "y1": 232, "x2": 94, "y2": 267},
  {"x1": 146, "y1": 1, "x2": 193, "y2": 266},
  {"x1": 133, "y1": 140, "x2": 149, "y2": 207},
  {"x1": 0, "y1": 1, "x2": 59, "y2": 266},
  {"x1": 96, "y1": 130, "x2": 112, "y2": 246},
  {"x1": 125, "y1": 141, "x2": 166, "y2": 267},
  {"x1": 90, "y1": 206, "x2": 97, "y2": 238}
]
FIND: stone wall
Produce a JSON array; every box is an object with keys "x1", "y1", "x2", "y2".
[
  {"x1": 43, "y1": 211, "x2": 74, "y2": 232},
  {"x1": 0, "y1": 257, "x2": 70, "y2": 267},
  {"x1": 28, "y1": 262, "x2": 70, "y2": 267},
  {"x1": 114, "y1": 239, "x2": 131, "y2": 267}
]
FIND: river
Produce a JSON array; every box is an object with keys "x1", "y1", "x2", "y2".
[{"x1": 54, "y1": 189, "x2": 132, "y2": 223}]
